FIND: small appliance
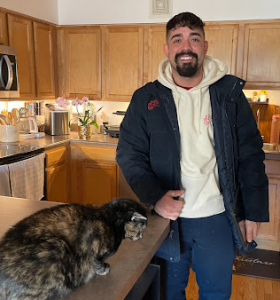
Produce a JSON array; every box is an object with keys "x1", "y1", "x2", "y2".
[
  {"x1": 0, "y1": 45, "x2": 19, "y2": 99},
  {"x1": 45, "y1": 104, "x2": 70, "y2": 136}
]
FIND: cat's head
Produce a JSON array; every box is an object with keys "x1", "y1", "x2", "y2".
[
  {"x1": 124, "y1": 212, "x2": 147, "y2": 241},
  {"x1": 109, "y1": 198, "x2": 152, "y2": 241}
]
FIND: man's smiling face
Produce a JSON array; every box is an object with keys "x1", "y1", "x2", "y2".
[{"x1": 164, "y1": 25, "x2": 208, "y2": 79}]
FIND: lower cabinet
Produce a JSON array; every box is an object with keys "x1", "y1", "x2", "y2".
[
  {"x1": 45, "y1": 145, "x2": 70, "y2": 203},
  {"x1": 255, "y1": 159, "x2": 280, "y2": 251},
  {"x1": 70, "y1": 144, "x2": 118, "y2": 205}
]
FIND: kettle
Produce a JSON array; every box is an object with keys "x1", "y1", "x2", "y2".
[{"x1": 18, "y1": 116, "x2": 38, "y2": 134}]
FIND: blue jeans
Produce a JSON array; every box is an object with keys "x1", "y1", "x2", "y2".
[{"x1": 157, "y1": 212, "x2": 235, "y2": 300}]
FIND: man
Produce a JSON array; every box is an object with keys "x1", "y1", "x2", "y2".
[{"x1": 116, "y1": 12, "x2": 269, "y2": 300}]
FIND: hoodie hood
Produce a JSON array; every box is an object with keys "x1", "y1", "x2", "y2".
[
  {"x1": 158, "y1": 55, "x2": 228, "y2": 135},
  {"x1": 158, "y1": 55, "x2": 228, "y2": 91}
]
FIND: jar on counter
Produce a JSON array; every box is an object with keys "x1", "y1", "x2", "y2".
[{"x1": 270, "y1": 114, "x2": 280, "y2": 145}]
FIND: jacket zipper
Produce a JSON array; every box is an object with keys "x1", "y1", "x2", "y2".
[{"x1": 224, "y1": 80, "x2": 238, "y2": 190}]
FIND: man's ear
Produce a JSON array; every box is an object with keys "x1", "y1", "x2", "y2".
[{"x1": 163, "y1": 44, "x2": 169, "y2": 58}]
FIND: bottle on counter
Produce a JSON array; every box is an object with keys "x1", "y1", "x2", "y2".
[
  {"x1": 102, "y1": 122, "x2": 108, "y2": 135},
  {"x1": 270, "y1": 114, "x2": 280, "y2": 146}
]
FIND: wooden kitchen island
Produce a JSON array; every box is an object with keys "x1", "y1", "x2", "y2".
[{"x1": 0, "y1": 196, "x2": 170, "y2": 300}]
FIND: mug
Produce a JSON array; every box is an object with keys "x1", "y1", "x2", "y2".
[{"x1": 0, "y1": 125, "x2": 19, "y2": 142}]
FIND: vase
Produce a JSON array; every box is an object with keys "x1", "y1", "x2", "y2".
[{"x1": 78, "y1": 125, "x2": 91, "y2": 140}]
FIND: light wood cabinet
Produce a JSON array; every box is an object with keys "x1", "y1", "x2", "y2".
[
  {"x1": 70, "y1": 144, "x2": 118, "y2": 205},
  {"x1": 143, "y1": 25, "x2": 166, "y2": 83},
  {"x1": 239, "y1": 21, "x2": 280, "y2": 89},
  {"x1": 205, "y1": 23, "x2": 239, "y2": 75},
  {"x1": 102, "y1": 25, "x2": 144, "y2": 101},
  {"x1": 0, "y1": 10, "x2": 8, "y2": 45},
  {"x1": 256, "y1": 159, "x2": 280, "y2": 251},
  {"x1": 45, "y1": 145, "x2": 70, "y2": 203},
  {"x1": 33, "y1": 22, "x2": 56, "y2": 99},
  {"x1": 7, "y1": 14, "x2": 36, "y2": 99},
  {"x1": 57, "y1": 26, "x2": 101, "y2": 100}
]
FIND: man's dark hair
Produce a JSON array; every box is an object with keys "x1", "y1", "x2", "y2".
[{"x1": 166, "y1": 12, "x2": 205, "y2": 40}]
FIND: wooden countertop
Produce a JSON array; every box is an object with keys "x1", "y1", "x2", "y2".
[{"x1": 0, "y1": 196, "x2": 170, "y2": 300}]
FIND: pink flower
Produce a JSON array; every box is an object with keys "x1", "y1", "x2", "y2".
[
  {"x1": 55, "y1": 95, "x2": 69, "y2": 108},
  {"x1": 82, "y1": 96, "x2": 89, "y2": 103},
  {"x1": 72, "y1": 97, "x2": 80, "y2": 106}
]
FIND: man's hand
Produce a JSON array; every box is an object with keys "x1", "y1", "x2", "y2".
[
  {"x1": 239, "y1": 220, "x2": 261, "y2": 243},
  {"x1": 154, "y1": 190, "x2": 185, "y2": 220}
]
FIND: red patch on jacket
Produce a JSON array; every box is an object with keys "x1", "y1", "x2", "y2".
[{"x1": 148, "y1": 99, "x2": 160, "y2": 110}]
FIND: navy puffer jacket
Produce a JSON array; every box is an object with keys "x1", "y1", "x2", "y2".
[{"x1": 116, "y1": 75, "x2": 269, "y2": 261}]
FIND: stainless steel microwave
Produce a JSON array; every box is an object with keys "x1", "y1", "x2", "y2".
[{"x1": 0, "y1": 45, "x2": 20, "y2": 98}]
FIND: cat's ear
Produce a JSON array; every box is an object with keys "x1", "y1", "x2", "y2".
[{"x1": 131, "y1": 212, "x2": 147, "y2": 222}]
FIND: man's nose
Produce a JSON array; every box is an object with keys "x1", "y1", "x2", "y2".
[{"x1": 180, "y1": 39, "x2": 191, "y2": 51}]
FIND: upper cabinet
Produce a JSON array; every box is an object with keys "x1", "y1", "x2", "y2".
[
  {"x1": 102, "y1": 26, "x2": 144, "y2": 101},
  {"x1": 143, "y1": 25, "x2": 166, "y2": 83},
  {"x1": 205, "y1": 23, "x2": 239, "y2": 75},
  {"x1": 239, "y1": 21, "x2": 280, "y2": 89},
  {"x1": 0, "y1": 10, "x2": 8, "y2": 45},
  {"x1": 8, "y1": 14, "x2": 36, "y2": 99},
  {"x1": 57, "y1": 26, "x2": 101, "y2": 100},
  {"x1": 33, "y1": 22, "x2": 56, "y2": 99},
  {"x1": 7, "y1": 13, "x2": 56, "y2": 100}
]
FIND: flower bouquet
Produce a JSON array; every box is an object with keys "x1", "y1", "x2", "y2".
[{"x1": 56, "y1": 95, "x2": 103, "y2": 140}]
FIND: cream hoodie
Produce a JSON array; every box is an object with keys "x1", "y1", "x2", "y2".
[{"x1": 158, "y1": 55, "x2": 228, "y2": 218}]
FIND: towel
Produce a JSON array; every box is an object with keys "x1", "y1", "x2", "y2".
[
  {"x1": 8, "y1": 153, "x2": 45, "y2": 201},
  {"x1": 0, "y1": 165, "x2": 11, "y2": 196}
]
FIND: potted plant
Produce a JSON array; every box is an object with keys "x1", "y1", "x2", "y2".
[{"x1": 56, "y1": 95, "x2": 103, "y2": 140}]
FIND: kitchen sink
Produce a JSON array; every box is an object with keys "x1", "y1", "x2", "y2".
[{"x1": 262, "y1": 143, "x2": 279, "y2": 152}]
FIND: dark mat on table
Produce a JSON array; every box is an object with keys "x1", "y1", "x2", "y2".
[{"x1": 233, "y1": 249, "x2": 280, "y2": 281}]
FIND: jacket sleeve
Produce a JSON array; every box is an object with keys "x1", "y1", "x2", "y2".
[
  {"x1": 236, "y1": 92, "x2": 269, "y2": 222},
  {"x1": 116, "y1": 89, "x2": 169, "y2": 205}
]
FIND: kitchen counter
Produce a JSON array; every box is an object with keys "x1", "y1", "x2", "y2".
[{"x1": 0, "y1": 196, "x2": 170, "y2": 300}]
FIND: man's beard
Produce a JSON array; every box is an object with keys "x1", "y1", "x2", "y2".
[{"x1": 174, "y1": 51, "x2": 199, "y2": 77}]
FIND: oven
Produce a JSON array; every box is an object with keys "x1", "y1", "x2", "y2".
[{"x1": 0, "y1": 145, "x2": 45, "y2": 201}]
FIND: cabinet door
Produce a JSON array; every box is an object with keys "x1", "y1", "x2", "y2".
[
  {"x1": 45, "y1": 164, "x2": 69, "y2": 203},
  {"x1": 102, "y1": 26, "x2": 144, "y2": 101},
  {"x1": 143, "y1": 25, "x2": 166, "y2": 83},
  {"x1": 78, "y1": 161, "x2": 118, "y2": 205},
  {"x1": 33, "y1": 22, "x2": 56, "y2": 98},
  {"x1": 57, "y1": 26, "x2": 101, "y2": 100},
  {"x1": 256, "y1": 159, "x2": 280, "y2": 251},
  {"x1": 70, "y1": 144, "x2": 118, "y2": 205},
  {"x1": 7, "y1": 14, "x2": 36, "y2": 99},
  {"x1": 205, "y1": 24, "x2": 239, "y2": 75},
  {"x1": 0, "y1": 10, "x2": 8, "y2": 45},
  {"x1": 241, "y1": 22, "x2": 280, "y2": 89},
  {"x1": 45, "y1": 145, "x2": 70, "y2": 203}
]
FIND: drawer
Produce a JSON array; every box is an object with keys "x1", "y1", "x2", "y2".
[{"x1": 45, "y1": 146, "x2": 68, "y2": 168}]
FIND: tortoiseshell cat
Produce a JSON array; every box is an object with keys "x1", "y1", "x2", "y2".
[{"x1": 0, "y1": 198, "x2": 149, "y2": 300}]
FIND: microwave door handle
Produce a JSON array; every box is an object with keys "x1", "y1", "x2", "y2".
[{"x1": 0, "y1": 55, "x2": 13, "y2": 90}]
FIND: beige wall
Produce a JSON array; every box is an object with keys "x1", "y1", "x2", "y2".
[
  {"x1": 58, "y1": 0, "x2": 280, "y2": 25},
  {"x1": 0, "y1": 0, "x2": 58, "y2": 23}
]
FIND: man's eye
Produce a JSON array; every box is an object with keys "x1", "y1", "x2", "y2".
[{"x1": 173, "y1": 39, "x2": 181, "y2": 43}]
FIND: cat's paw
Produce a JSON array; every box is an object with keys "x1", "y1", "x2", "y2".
[{"x1": 96, "y1": 263, "x2": 110, "y2": 275}]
